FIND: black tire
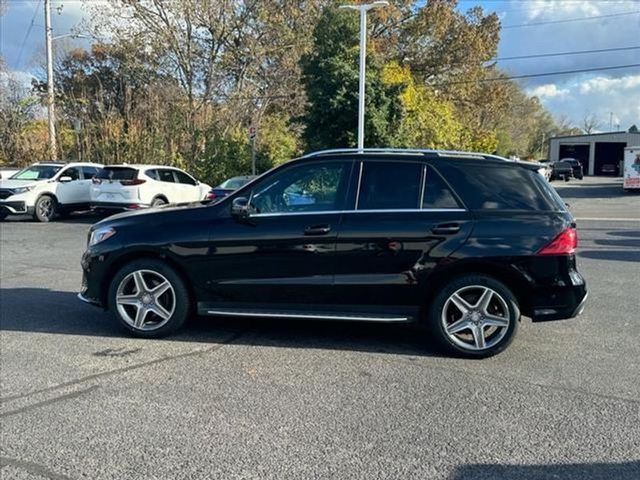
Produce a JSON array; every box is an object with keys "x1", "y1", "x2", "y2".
[
  {"x1": 151, "y1": 197, "x2": 167, "y2": 208},
  {"x1": 0, "y1": 209, "x2": 8, "y2": 221},
  {"x1": 34, "y1": 195, "x2": 57, "y2": 222},
  {"x1": 426, "y1": 274, "x2": 520, "y2": 358},
  {"x1": 108, "y1": 259, "x2": 190, "y2": 338}
]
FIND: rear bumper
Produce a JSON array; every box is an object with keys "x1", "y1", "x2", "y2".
[{"x1": 530, "y1": 283, "x2": 588, "y2": 322}]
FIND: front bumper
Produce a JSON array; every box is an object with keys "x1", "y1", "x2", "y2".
[
  {"x1": 78, "y1": 249, "x2": 110, "y2": 308},
  {"x1": 0, "y1": 200, "x2": 28, "y2": 214}
]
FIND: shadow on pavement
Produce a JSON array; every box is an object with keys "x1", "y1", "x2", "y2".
[
  {"x1": 450, "y1": 461, "x2": 640, "y2": 480},
  {"x1": 0, "y1": 287, "x2": 443, "y2": 358},
  {"x1": 554, "y1": 183, "x2": 623, "y2": 199},
  {"x1": 579, "y1": 250, "x2": 640, "y2": 262}
]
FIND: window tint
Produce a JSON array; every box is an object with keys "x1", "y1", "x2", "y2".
[
  {"x1": 358, "y1": 162, "x2": 422, "y2": 210},
  {"x1": 158, "y1": 169, "x2": 176, "y2": 183},
  {"x1": 174, "y1": 170, "x2": 197, "y2": 186},
  {"x1": 96, "y1": 167, "x2": 138, "y2": 180},
  {"x1": 61, "y1": 167, "x2": 80, "y2": 181},
  {"x1": 437, "y1": 162, "x2": 564, "y2": 211},
  {"x1": 81, "y1": 166, "x2": 99, "y2": 179},
  {"x1": 250, "y1": 161, "x2": 349, "y2": 214},
  {"x1": 145, "y1": 169, "x2": 159, "y2": 180},
  {"x1": 423, "y1": 168, "x2": 461, "y2": 209}
]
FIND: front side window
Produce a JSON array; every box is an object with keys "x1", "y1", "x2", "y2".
[
  {"x1": 249, "y1": 161, "x2": 349, "y2": 214},
  {"x1": 81, "y1": 166, "x2": 99, "y2": 179},
  {"x1": 357, "y1": 161, "x2": 422, "y2": 210},
  {"x1": 61, "y1": 167, "x2": 80, "y2": 181}
]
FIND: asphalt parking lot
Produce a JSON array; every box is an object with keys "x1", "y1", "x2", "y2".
[{"x1": 1, "y1": 177, "x2": 639, "y2": 479}]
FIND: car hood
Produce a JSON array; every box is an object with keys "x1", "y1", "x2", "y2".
[
  {"x1": 93, "y1": 201, "x2": 216, "y2": 229},
  {"x1": 0, "y1": 179, "x2": 42, "y2": 189}
]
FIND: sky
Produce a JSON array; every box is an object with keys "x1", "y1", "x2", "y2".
[{"x1": 1, "y1": 0, "x2": 639, "y2": 131}]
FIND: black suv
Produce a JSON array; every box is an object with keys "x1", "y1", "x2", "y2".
[
  {"x1": 561, "y1": 158, "x2": 584, "y2": 180},
  {"x1": 79, "y1": 149, "x2": 587, "y2": 358}
]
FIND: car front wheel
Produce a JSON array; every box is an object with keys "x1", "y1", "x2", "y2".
[
  {"x1": 427, "y1": 275, "x2": 520, "y2": 358},
  {"x1": 34, "y1": 195, "x2": 57, "y2": 222},
  {"x1": 108, "y1": 259, "x2": 190, "y2": 338}
]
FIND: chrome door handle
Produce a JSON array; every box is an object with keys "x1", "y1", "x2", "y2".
[
  {"x1": 304, "y1": 225, "x2": 331, "y2": 236},
  {"x1": 431, "y1": 223, "x2": 461, "y2": 235}
]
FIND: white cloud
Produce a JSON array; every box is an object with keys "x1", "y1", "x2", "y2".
[
  {"x1": 579, "y1": 74, "x2": 640, "y2": 94},
  {"x1": 527, "y1": 84, "x2": 570, "y2": 99}
]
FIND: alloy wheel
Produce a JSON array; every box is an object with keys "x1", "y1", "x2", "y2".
[
  {"x1": 441, "y1": 285, "x2": 511, "y2": 351},
  {"x1": 115, "y1": 269, "x2": 176, "y2": 331},
  {"x1": 38, "y1": 197, "x2": 54, "y2": 219}
]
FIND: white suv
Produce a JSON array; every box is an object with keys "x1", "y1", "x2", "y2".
[
  {"x1": 0, "y1": 162, "x2": 103, "y2": 222},
  {"x1": 91, "y1": 165, "x2": 210, "y2": 211}
]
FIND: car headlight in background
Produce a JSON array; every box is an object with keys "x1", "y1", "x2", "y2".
[
  {"x1": 89, "y1": 227, "x2": 116, "y2": 246},
  {"x1": 11, "y1": 186, "x2": 34, "y2": 195}
]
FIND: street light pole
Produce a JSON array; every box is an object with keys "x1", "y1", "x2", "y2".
[
  {"x1": 44, "y1": 0, "x2": 57, "y2": 160},
  {"x1": 340, "y1": 1, "x2": 389, "y2": 151}
]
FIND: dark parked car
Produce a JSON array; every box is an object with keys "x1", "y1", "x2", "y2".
[
  {"x1": 206, "y1": 175, "x2": 256, "y2": 202},
  {"x1": 601, "y1": 163, "x2": 617, "y2": 175},
  {"x1": 550, "y1": 160, "x2": 573, "y2": 181},
  {"x1": 561, "y1": 158, "x2": 584, "y2": 179},
  {"x1": 79, "y1": 149, "x2": 587, "y2": 358}
]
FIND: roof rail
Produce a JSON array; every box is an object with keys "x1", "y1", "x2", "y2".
[{"x1": 302, "y1": 148, "x2": 510, "y2": 161}]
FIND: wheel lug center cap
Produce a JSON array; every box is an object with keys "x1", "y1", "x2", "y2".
[
  {"x1": 141, "y1": 294, "x2": 153, "y2": 305},
  {"x1": 470, "y1": 311, "x2": 482, "y2": 323}
]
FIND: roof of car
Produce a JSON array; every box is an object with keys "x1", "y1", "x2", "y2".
[
  {"x1": 296, "y1": 148, "x2": 541, "y2": 170},
  {"x1": 35, "y1": 162, "x2": 102, "y2": 167},
  {"x1": 102, "y1": 164, "x2": 181, "y2": 170}
]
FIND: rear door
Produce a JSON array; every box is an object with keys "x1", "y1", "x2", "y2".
[
  {"x1": 333, "y1": 159, "x2": 473, "y2": 316},
  {"x1": 156, "y1": 168, "x2": 179, "y2": 203}
]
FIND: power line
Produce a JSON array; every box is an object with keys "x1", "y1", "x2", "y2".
[
  {"x1": 495, "y1": 45, "x2": 640, "y2": 61},
  {"x1": 425, "y1": 63, "x2": 640, "y2": 86},
  {"x1": 503, "y1": 10, "x2": 640, "y2": 28},
  {"x1": 15, "y1": 0, "x2": 42, "y2": 68}
]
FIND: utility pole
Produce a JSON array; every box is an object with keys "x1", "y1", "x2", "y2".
[
  {"x1": 609, "y1": 112, "x2": 614, "y2": 132},
  {"x1": 339, "y1": 1, "x2": 388, "y2": 151},
  {"x1": 44, "y1": 0, "x2": 58, "y2": 160}
]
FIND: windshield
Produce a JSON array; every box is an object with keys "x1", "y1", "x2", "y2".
[
  {"x1": 218, "y1": 177, "x2": 252, "y2": 189},
  {"x1": 11, "y1": 165, "x2": 62, "y2": 180}
]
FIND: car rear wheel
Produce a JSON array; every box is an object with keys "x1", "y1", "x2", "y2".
[
  {"x1": 427, "y1": 275, "x2": 520, "y2": 358},
  {"x1": 151, "y1": 197, "x2": 167, "y2": 208},
  {"x1": 34, "y1": 195, "x2": 56, "y2": 222},
  {"x1": 108, "y1": 259, "x2": 190, "y2": 338}
]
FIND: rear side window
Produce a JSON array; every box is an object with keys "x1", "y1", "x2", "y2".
[
  {"x1": 145, "y1": 169, "x2": 159, "y2": 180},
  {"x1": 358, "y1": 162, "x2": 422, "y2": 210},
  {"x1": 437, "y1": 162, "x2": 564, "y2": 211},
  {"x1": 97, "y1": 167, "x2": 138, "y2": 180},
  {"x1": 423, "y1": 168, "x2": 461, "y2": 209},
  {"x1": 158, "y1": 169, "x2": 176, "y2": 183}
]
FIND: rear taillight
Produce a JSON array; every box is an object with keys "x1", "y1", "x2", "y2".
[
  {"x1": 119, "y1": 179, "x2": 146, "y2": 186},
  {"x1": 206, "y1": 192, "x2": 217, "y2": 200},
  {"x1": 538, "y1": 228, "x2": 578, "y2": 256}
]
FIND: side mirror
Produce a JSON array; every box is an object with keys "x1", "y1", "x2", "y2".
[
  {"x1": 231, "y1": 196, "x2": 251, "y2": 219},
  {"x1": 59, "y1": 176, "x2": 73, "y2": 183}
]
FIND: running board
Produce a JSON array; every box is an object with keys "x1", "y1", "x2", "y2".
[{"x1": 199, "y1": 307, "x2": 413, "y2": 323}]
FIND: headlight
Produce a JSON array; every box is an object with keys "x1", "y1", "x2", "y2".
[
  {"x1": 11, "y1": 186, "x2": 34, "y2": 195},
  {"x1": 89, "y1": 227, "x2": 116, "y2": 246}
]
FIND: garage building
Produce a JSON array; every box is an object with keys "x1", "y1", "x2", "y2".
[{"x1": 549, "y1": 131, "x2": 640, "y2": 176}]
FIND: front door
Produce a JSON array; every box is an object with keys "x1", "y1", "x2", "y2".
[
  {"x1": 333, "y1": 160, "x2": 473, "y2": 317},
  {"x1": 200, "y1": 159, "x2": 354, "y2": 308},
  {"x1": 56, "y1": 166, "x2": 89, "y2": 205}
]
